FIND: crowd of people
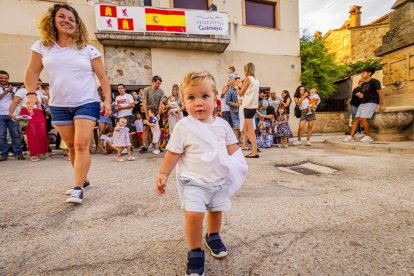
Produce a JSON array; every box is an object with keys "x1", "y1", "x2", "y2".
[{"x1": 0, "y1": 66, "x2": 325, "y2": 164}]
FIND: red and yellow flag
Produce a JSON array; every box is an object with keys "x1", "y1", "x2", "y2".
[
  {"x1": 100, "y1": 5, "x2": 117, "y2": 17},
  {"x1": 145, "y1": 8, "x2": 186, "y2": 32},
  {"x1": 117, "y1": 18, "x2": 134, "y2": 31}
]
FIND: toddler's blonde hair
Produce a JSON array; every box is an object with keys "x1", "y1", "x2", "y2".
[{"x1": 180, "y1": 71, "x2": 217, "y2": 97}]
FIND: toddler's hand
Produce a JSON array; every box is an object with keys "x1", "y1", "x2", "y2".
[{"x1": 156, "y1": 174, "x2": 168, "y2": 196}]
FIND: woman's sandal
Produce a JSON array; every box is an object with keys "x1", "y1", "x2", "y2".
[
  {"x1": 31, "y1": 156, "x2": 41, "y2": 162},
  {"x1": 241, "y1": 147, "x2": 251, "y2": 151},
  {"x1": 245, "y1": 153, "x2": 259, "y2": 158}
]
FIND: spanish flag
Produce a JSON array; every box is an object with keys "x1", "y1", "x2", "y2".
[
  {"x1": 145, "y1": 8, "x2": 186, "y2": 33},
  {"x1": 100, "y1": 5, "x2": 117, "y2": 18}
]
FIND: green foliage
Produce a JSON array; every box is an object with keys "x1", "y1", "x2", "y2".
[
  {"x1": 300, "y1": 33, "x2": 344, "y2": 99},
  {"x1": 342, "y1": 59, "x2": 383, "y2": 77}
]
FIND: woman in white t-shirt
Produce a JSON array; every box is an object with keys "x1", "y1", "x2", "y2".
[
  {"x1": 9, "y1": 81, "x2": 48, "y2": 161},
  {"x1": 236, "y1": 62, "x2": 260, "y2": 158},
  {"x1": 24, "y1": 4, "x2": 112, "y2": 204}
]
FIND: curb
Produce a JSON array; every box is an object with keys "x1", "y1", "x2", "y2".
[{"x1": 324, "y1": 139, "x2": 414, "y2": 154}]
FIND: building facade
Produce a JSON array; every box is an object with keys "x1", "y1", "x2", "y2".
[
  {"x1": 323, "y1": 5, "x2": 390, "y2": 65},
  {"x1": 0, "y1": 0, "x2": 300, "y2": 100}
]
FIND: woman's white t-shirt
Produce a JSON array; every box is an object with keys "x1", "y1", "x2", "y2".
[
  {"x1": 299, "y1": 97, "x2": 310, "y2": 110},
  {"x1": 242, "y1": 76, "x2": 259, "y2": 109},
  {"x1": 30, "y1": 41, "x2": 101, "y2": 107}
]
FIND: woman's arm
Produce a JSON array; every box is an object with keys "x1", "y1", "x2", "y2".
[
  {"x1": 281, "y1": 98, "x2": 291, "y2": 107},
  {"x1": 8, "y1": 96, "x2": 22, "y2": 121},
  {"x1": 24, "y1": 51, "x2": 43, "y2": 115},
  {"x1": 258, "y1": 112, "x2": 274, "y2": 119},
  {"x1": 238, "y1": 77, "x2": 251, "y2": 97},
  {"x1": 92, "y1": 57, "x2": 112, "y2": 118},
  {"x1": 294, "y1": 92, "x2": 308, "y2": 105}
]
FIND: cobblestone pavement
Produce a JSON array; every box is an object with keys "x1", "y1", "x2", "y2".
[{"x1": 1, "y1": 144, "x2": 413, "y2": 275}]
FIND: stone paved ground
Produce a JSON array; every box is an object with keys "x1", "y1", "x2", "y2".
[{"x1": 1, "y1": 144, "x2": 414, "y2": 275}]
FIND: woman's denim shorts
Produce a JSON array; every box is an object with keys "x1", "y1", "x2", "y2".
[{"x1": 50, "y1": 102, "x2": 100, "y2": 126}]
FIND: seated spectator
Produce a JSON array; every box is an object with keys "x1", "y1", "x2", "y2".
[{"x1": 98, "y1": 126, "x2": 116, "y2": 154}]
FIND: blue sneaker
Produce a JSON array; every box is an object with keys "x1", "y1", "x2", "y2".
[
  {"x1": 204, "y1": 233, "x2": 228, "y2": 258},
  {"x1": 65, "y1": 180, "x2": 90, "y2": 195},
  {"x1": 66, "y1": 186, "x2": 83, "y2": 204},
  {"x1": 186, "y1": 250, "x2": 204, "y2": 276}
]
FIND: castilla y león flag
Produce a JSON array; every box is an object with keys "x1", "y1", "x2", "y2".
[
  {"x1": 145, "y1": 8, "x2": 186, "y2": 32},
  {"x1": 100, "y1": 5, "x2": 117, "y2": 17},
  {"x1": 118, "y1": 18, "x2": 134, "y2": 31}
]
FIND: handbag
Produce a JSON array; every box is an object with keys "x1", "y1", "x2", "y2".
[{"x1": 294, "y1": 105, "x2": 301, "y2": 118}]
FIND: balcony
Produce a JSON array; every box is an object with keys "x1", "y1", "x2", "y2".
[
  {"x1": 95, "y1": 32, "x2": 230, "y2": 52},
  {"x1": 94, "y1": 2, "x2": 230, "y2": 52}
]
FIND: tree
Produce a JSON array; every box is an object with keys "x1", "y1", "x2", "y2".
[
  {"x1": 342, "y1": 59, "x2": 382, "y2": 77},
  {"x1": 300, "y1": 33, "x2": 344, "y2": 99}
]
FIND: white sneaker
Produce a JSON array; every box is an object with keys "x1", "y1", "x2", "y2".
[
  {"x1": 355, "y1": 132, "x2": 365, "y2": 138},
  {"x1": 66, "y1": 187, "x2": 83, "y2": 204},
  {"x1": 121, "y1": 148, "x2": 127, "y2": 154},
  {"x1": 117, "y1": 157, "x2": 124, "y2": 162},
  {"x1": 360, "y1": 135, "x2": 374, "y2": 142},
  {"x1": 65, "y1": 180, "x2": 90, "y2": 195},
  {"x1": 152, "y1": 149, "x2": 160, "y2": 155},
  {"x1": 306, "y1": 141, "x2": 311, "y2": 146},
  {"x1": 127, "y1": 156, "x2": 135, "y2": 161},
  {"x1": 293, "y1": 141, "x2": 302, "y2": 146},
  {"x1": 148, "y1": 143, "x2": 154, "y2": 149},
  {"x1": 342, "y1": 136, "x2": 356, "y2": 142}
]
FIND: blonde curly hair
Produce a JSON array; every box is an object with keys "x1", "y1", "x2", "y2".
[
  {"x1": 180, "y1": 71, "x2": 217, "y2": 97},
  {"x1": 38, "y1": 4, "x2": 89, "y2": 49}
]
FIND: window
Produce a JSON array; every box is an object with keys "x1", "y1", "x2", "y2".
[
  {"x1": 144, "y1": 0, "x2": 152, "y2": 6},
  {"x1": 171, "y1": 0, "x2": 210, "y2": 10},
  {"x1": 243, "y1": 0, "x2": 279, "y2": 29}
]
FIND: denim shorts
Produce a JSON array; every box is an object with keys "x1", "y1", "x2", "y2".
[
  {"x1": 178, "y1": 176, "x2": 231, "y2": 213},
  {"x1": 300, "y1": 109, "x2": 316, "y2": 121},
  {"x1": 230, "y1": 112, "x2": 240, "y2": 129},
  {"x1": 50, "y1": 102, "x2": 100, "y2": 126}
]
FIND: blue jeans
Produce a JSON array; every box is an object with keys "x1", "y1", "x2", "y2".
[
  {"x1": 349, "y1": 105, "x2": 363, "y2": 133},
  {"x1": 222, "y1": 111, "x2": 232, "y2": 128},
  {"x1": 0, "y1": 115, "x2": 22, "y2": 157}
]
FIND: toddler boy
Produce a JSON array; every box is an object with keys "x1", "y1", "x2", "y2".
[
  {"x1": 307, "y1": 88, "x2": 321, "y2": 115},
  {"x1": 155, "y1": 71, "x2": 248, "y2": 276}
]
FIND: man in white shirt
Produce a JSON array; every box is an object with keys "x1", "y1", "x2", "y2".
[
  {"x1": 115, "y1": 84, "x2": 134, "y2": 127},
  {"x1": 0, "y1": 70, "x2": 24, "y2": 161}
]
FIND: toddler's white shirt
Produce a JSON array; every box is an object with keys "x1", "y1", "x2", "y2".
[{"x1": 166, "y1": 117, "x2": 238, "y2": 186}]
